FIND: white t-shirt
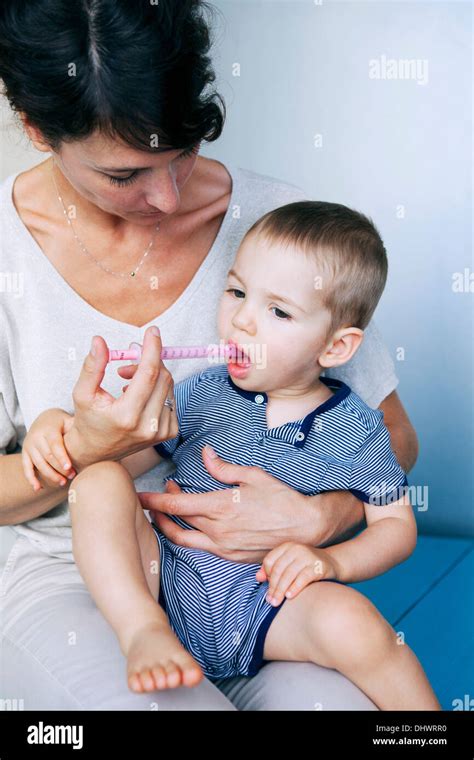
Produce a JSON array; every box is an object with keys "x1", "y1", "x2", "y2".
[{"x1": 0, "y1": 162, "x2": 399, "y2": 559}]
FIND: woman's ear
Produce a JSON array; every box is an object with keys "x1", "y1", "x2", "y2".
[
  {"x1": 318, "y1": 327, "x2": 364, "y2": 369},
  {"x1": 18, "y1": 112, "x2": 51, "y2": 153}
]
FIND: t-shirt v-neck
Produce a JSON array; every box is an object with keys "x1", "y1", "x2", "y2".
[{"x1": 6, "y1": 160, "x2": 238, "y2": 332}]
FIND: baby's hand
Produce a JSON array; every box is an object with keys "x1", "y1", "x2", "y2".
[
  {"x1": 256, "y1": 542, "x2": 341, "y2": 606},
  {"x1": 22, "y1": 409, "x2": 76, "y2": 491}
]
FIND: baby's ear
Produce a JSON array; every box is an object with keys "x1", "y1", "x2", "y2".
[{"x1": 319, "y1": 327, "x2": 364, "y2": 368}]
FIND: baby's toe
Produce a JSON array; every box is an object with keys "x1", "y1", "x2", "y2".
[
  {"x1": 128, "y1": 672, "x2": 143, "y2": 693},
  {"x1": 182, "y1": 661, "x2": 203, "y2": 687},
  {"x1": 139, "y1": 667, "x2": 157, "y2": 692},
  {"x1": 163, "y1": 662, "x2": 182, "y2": 689},
  {"x1": 151, "y1": 665, "x2": 167, "y2": 690}
]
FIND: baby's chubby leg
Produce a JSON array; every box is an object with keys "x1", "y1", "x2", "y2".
[
  {"x1": 263, "y1": 581, "x2": 441, "y2": 710},
  {"x1": 69, "y1": 460, "x2": 203, "y2": 692}
]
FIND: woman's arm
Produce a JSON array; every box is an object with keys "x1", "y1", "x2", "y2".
[
  {"x1": 0, "y1": 452, "x2": 71, "y2": 526},
  {"x1": 379, "y1": 389, "x2": 419, "y2": 473},
  {"x1": 0, "y1": 441, "x2": 162, "y2": 529}
]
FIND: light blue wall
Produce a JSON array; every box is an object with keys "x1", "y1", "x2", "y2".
[{"x1": 202, "y1": 1, "x2": 473, "y2": 536}]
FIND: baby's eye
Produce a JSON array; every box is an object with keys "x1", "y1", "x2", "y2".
[
  {"x1": 271, "y1": 306, "x2": 291, "y2": 320},
  {"x1": 226, "y1": 288, "x2": 245, "y2": 299}
]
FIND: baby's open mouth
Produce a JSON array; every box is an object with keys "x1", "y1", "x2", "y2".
[{"x1": 226, "y1": 341, "x2": 252, "y2": 366}]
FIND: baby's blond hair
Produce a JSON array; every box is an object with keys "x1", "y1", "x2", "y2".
[{"x1": 246, "y1": 200, "x2": 388, "y2": 336}]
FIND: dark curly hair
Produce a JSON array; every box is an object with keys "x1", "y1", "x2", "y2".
[{"x1": 0, "y1": 0, "x2": 226, "y2": 152}]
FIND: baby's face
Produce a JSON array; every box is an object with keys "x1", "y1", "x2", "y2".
[{"x1": 217, "y1": 232, "x2": 334, "y2": 393}]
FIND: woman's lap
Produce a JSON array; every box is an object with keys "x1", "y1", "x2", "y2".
[
  {"x1": 0, "y1": 536, "x2": 234, "y2": 710},
  {"x1": 214, "y1": 662, "x2": 377, "y2": 710},
  {"x1": 0, "y1": 536, "x2": 377, "y2": 710}
]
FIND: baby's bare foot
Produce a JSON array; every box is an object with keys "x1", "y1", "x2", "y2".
[{"x1": 126, "y1": 622, "x2": 203, "y2": 692}]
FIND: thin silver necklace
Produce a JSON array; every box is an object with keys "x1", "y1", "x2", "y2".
[{"x1": 50, "y1": 160, "x2": 160, "y2": 279}]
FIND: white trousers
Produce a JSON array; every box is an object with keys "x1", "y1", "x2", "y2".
[{"x1": 0, "y1": 536, "x2": 377, "y2": 711}]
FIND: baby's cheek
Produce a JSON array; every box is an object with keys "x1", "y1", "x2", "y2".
[{"x1": 270, "y1": 342, "x2": 303, "y2": 377}]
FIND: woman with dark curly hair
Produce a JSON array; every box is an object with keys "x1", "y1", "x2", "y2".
[{"x1": 0, "y1": 0, "x2": 418, "y2": 710}]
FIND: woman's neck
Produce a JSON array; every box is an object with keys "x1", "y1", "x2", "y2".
[{"x1": 46, "y1": 158, "x2": 126, "y2": 235}]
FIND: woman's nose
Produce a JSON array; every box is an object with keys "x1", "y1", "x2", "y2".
[{"x1": 144, "y1": 169, "x2": 180, "y2": 214}]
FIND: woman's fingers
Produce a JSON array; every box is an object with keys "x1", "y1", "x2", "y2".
[
  {"x1": 116, "y1": 363, "x2": 139, "y2": 380},
  {"x1": 72, "y1": 335, "x2": 109, "y2": 407},
  {"x1": 121, "y1": 327, "x2": 164, "y2": 416},
  {"x1": 137, "y1": 359, "x2": 175, "y2": 440},
  {"x1": 151, "y1": 511, "x2": 218, "y2": 553},
  {"x1": 153, "y1": 383, "x2": 178, "y2": 440},
  {"x1": 116, "y1": 331, "x2": 175, "y2": 440},
  {"x1": 137, "y1": 488, "x2": 213, "y2": 518},
  {"x1": 200, "y1": 446, "x2": 263, "y2": 487}
]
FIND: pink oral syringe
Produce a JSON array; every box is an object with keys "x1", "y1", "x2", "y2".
[{"x1": 108, "y1": 343, "x2": 240, "y2": 363}]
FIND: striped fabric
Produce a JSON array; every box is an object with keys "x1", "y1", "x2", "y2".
[{"x1": 152, "y1": 364, "x2": 408, "y2": 679}]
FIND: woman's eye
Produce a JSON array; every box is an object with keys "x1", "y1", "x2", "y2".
[
  {"x1": 107, "y1": 172, "x2": 139, "y2": 187},
  {"x1": 271, "y1": 306, "x2": 291, "y2": 320},
  {"x1": 106, "y1": 145, "x2": 198, "y2": 187},
  {"x1": 226, "y1": 288, "x2": 245, "y2": 299}
]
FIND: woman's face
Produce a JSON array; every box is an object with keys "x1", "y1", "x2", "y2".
[{"x1": 50, "y1": 130, "x2": 200, "y2": 226}]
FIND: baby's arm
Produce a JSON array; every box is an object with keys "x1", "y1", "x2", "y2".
[
  {"x1": 258, "y1": 495, "x2": 416, "y2": 606},
  {"x1": 22, "y1": 408, "x2": 77, "y2": 490},
  {"x1": 322, "y1": 416, "x2": 416, "y2": 583},
  {"x1": 22, "y1": 408, "x2": 162, "y2": 489},
  {"x1": 323, "y1": 495, "x2": 417, "y2": 583}
]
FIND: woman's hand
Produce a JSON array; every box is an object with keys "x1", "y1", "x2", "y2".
[
  {"x1": 138, "y1": 444, "x2": 323, "y2": 564},
  {"x1": 64, "y1": 326, "x2": 178, "y2": 471},
  {"x1": 22, "y1": 409, "x2": 76, "y2": 490},
  {"x1": 256, "y1": 543, "x2": 341, "y2": 607}
]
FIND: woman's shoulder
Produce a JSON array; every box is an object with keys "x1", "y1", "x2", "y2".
[
  {"x1": 1, "y1": 159, "x2": 50, "y2": 218},
  {"x1": 0, "y1": 162, "x2": 51, "y2": 271},
  {"x1": 0, "y1": 165, "x2": 32, "y2": 240},
  {"x1": 0, "y1": 171, "x2": 23, "y2": 269},
  {"x1": 199, "y1": 155, "x2": 308, "y2": 213},
  {"x1": 230, "y1": 162, "x2": 309, "y2": 209},
  {"x1": 0, "y1": 170, "x2": 18, "y2": 220}
]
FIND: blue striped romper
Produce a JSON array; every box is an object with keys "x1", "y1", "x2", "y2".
[{"x1": 151, "y1": 364, "x2": 408, "y2": 680}]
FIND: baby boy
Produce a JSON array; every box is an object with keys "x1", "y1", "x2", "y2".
[{"x1": 23, "y1": 200, "x2": 440, "y2": 710}]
